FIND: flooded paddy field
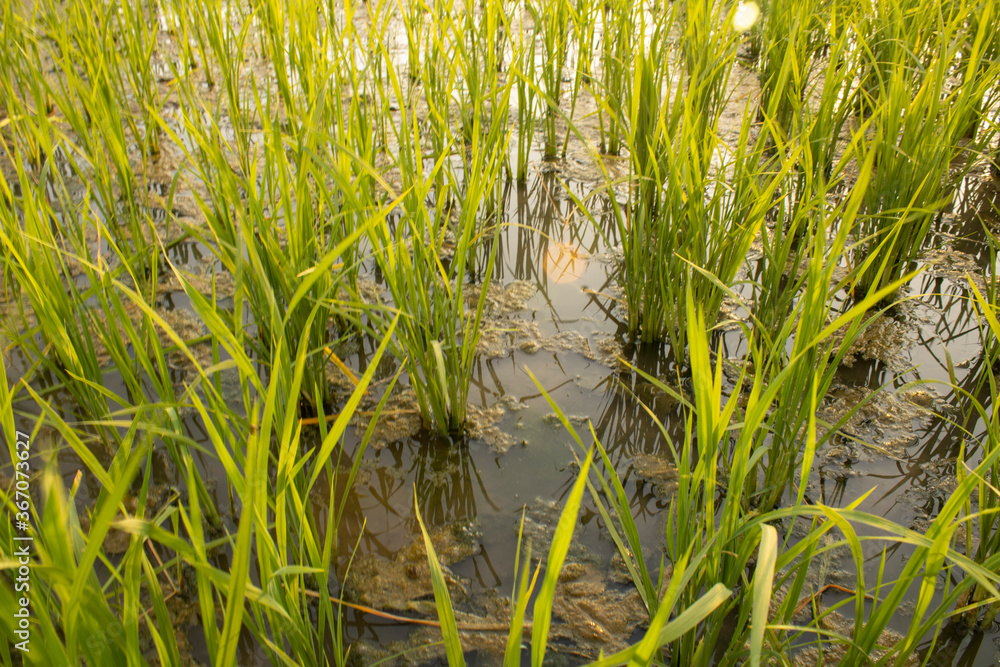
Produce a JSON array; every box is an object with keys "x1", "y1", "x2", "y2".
[{"x1": 3, "y1": 0, "x2": 1000, "y2": 664}]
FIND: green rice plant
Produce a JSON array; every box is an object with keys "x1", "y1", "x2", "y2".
[
  {"x1": 317, "y1": 0, "x2": 381, "y2": 207},
  {"x1": 161, "y1": 0, "x2": 199, "y2": 78},
  {"x1": 0, "y1": 433, "x2": 166, "y2": 665},
  {"x1": 747, "y1": 90, "x2": 863, "y2": 338},
  {"x1": 415, "y1": 0, "x2": 456, "y2": 165},
  {"x1": 362, "y1": 23, "x2": 511, "y2": 436},
  {"x1": 754, "y1": 0, "x2": 823, "y2": 139},
  {"x1": 748, "y1": 151, "x2": 916, "y2": 513},
  {"x1": 373, "y1": 112, "x2": 508, "y2": 435},
  {"x1": 365, "y1": 0, "x2": 396, "y2": 155},
  {"x1": 0, "y1": 4, "x2": 53, "y2": 170},
  {"x1": 799, "y1": 8, "x2": 858, "y2": 187},
  {"x1": 171, "y1": 0, "x2": 215, "y2": 87},
  {"x1": 254, "y1": 0, "x2": 341, "y2": 122},
  {"x1": 546, "y1": 282, "x2": 1000, "y2": 664},
  {"x1": 163, "y1": 0, "x2": 257, "y2": 175},
  {"x1": 558, "y1": 0, "x2": 595, "y2": 157},
  {"x1": 564, "y1": 3, "x2": 778, "y2": 351},
  {"x1": 594, "y1": 0, "x2": 632, "y2": 155},
  {"x1": 1, "y1": 256, "x2": 399, "y2": 664},
  {"x1": 153, "y1": 279, "x2": 398, "y2": 666},
  {"x1": 528, "y1": 0, "x2": 570, "y2": 159},
  {"x1": 852, "y1": 7, "x2": 997, "y2": 302},
  {"x1": 111, "y1": 0, "x2": 162, "y2": 156},
  {"x1": 846, "y1": 0, "x2": 923, "y2": 120},
  {"x1": 159, "y1": 74, "x2": 388, "y2": 410},
  {"x1": 953, "y1": 0, "x2": 1000, "y2": 140},
  {"x1": 399, "y1": 0, "x2": 427, "y2": 83},
  {"x1": 682, "y1": 0, "x2": 739, "y2": 136},
  {"x1": 511, "y1": 8, "x2": 538, "y2": 180},
  {"x1": 572, "y1": 79, "x2": 794, "y2": 352},
  {"x1": 454, "y1": 0, "x2": 506, "y2": 146},
  {"x1": 957, "y1": 280, "x2": 1000, "y2": 627},
  {"x1": 16, "y1": 0, "x2": 166, "y2": 290},
  {"x1": 37, "y1": 0, "x2": 159, "y2": 160},
  {"x1": 0, "y1": 148, "x2": 223, "y2": 524},
  {"x1": 0, "y1": 162, "x2": 124, "y2": 450}
]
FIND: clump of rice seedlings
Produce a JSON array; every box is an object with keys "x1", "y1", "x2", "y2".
[
  {"x1": 551, "y1": 284, "x2": 1000, "y2": 664},
  {"x1": 0, "y1": 5, "x2": 53, "y2": 169},
  {"x1": 400, "y1": 0, "x2": 427, "y2": 83},
  {"x1": 169, "y1": 0, "x2": 215, "y2": 87},
  {"x1": 156, "y1": 271, "x2": 398, "y2": 665},
  {"x1": 853, "y1": 5, "x2": 1000, "y2": 302},
  {"x1": 188, "y1": 0, "x2": 259, "y2": 175},
  {"x1": 366, "y1": 45, "x2": 510, "y2": 435},
  {"x1": 753, "y1": 0, "x2": 823, "y2": 138},
  {"x1": 799, "y1": 9, "x2": 857, "y2": 187},
  {"x1": 748, "y1": 148, "x2": 912, "y2": 513},
  {"x1": 957, "y1": 281, "x2": 1000, "y2": 628},
  {"x1": 162, "y1": 72, "x2": 383, "y2": 410},
  {"x1": 415, "y1": 0, "x2": 457, "y2": 164},
  {"x1": 0, "y1": 142, "x2": 222, "y2": 523},
  {"x1": 529, "y1": 0, "x2": 570, "y2": 159},
  {"x1": 575, "y1": 57, "x2": 792, "y2": 353},
  {"x1": 453, "y1": 0, "x2": 507, "y2": 146},
  {"x1": 595, "y1": 0, "x2": 632, "y2": 156},
  {"x1": 20, "y1": 0, "x2": 170, "y2": 289},
  {"x1": 0, "y1": 434, "x2": 170, "y2": 665},
  {"x1": 557, "y1": 0, "x2": 595, "y2": 157},
  {"x1": 570, "y1": 2, "x2": 773, "y2": 352},
  {"x1": 0, "y1": 160, "x2": 125, "y2": 449},
  {"x1": 846, "y1": 0, "x2": 920, "y2": 120},
  {"x1": 37, "y1": 0, "x2": 160, "y2": 159},
  {"x1": 953, "y1": 0, "x2": 1000, "y2": 140},
  {"x1": 511, "y1": 6, "x2": 539, "y2": 180},
  {"x1": 682, "y1": 0, "x2": 739, "y2": 132},
  {"x1": 0, "y1": 254, "x2": 398, "y2": 663},
  {"x1": 112, "y1": 0, "x2": 162, "y2": 157}
]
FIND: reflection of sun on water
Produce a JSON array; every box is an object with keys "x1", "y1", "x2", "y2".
[{"x1": 545, "y1": 243, "x2": 587, "y2": 284}]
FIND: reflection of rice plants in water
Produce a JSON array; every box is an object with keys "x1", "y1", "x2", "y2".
[{"x1": 2, "y1": 0, "x2": 1000, "y2": 662}]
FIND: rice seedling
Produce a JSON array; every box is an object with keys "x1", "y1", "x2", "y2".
[
  {"x1": 852, "y1": 4, "x2": 1000, "y2": 302},
  {"x1": 0, "y1": 5, "x2": 53, "y2": 170},
  {"x1": 594, "y1": 0, "x2": 632, "y2": 156},
  {"x1": 170, "y1": 0, "x2": 216, "y2": 87},
  {"x1": 798, "y1": 10, "x2": 858, "y2": 188},
  {"x1": 547, "y1": 285, "x2": 1000, "y2": 665},
  {"x1": 682, "y1": 0, "x2": 739, "y2": 135},
  {"x1": 572, "y1": 79, "x2": 794, "y2": 353},
  {"x1": 365, "y1": 47, "x2": 510, "y2": 434},
  {"x1": 453, "y1": 0, "x2": 506, "y2": 146},
  {"x1": 951, "y1": 0, "x2": 1000, "y2": 140},
  {"x1": 529, "y1": 0, "x2": 570, "y2": 159},
  {"x1": 753, "y1": 0, "x2": 821, "y2": 138},
  {"x1": 112, "y1": 0, "x2": 162, "y2": 157},
  {"x1": 557, "y1": 0, "x2": 596, "y2": 158},
  {"x1": 955, "y1": 280, "x2": 1000, "y2": 628},
  {"x1": 511, "y1": 8, "x2": 538, "y2": 180}
]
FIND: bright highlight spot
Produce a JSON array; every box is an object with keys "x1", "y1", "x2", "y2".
[
  {"x1": 733, "y1": 2, "x2": 760, "y2": 33},
  {"x1": 544, "y1": 243, "x2": 588, "y2": 284}
]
